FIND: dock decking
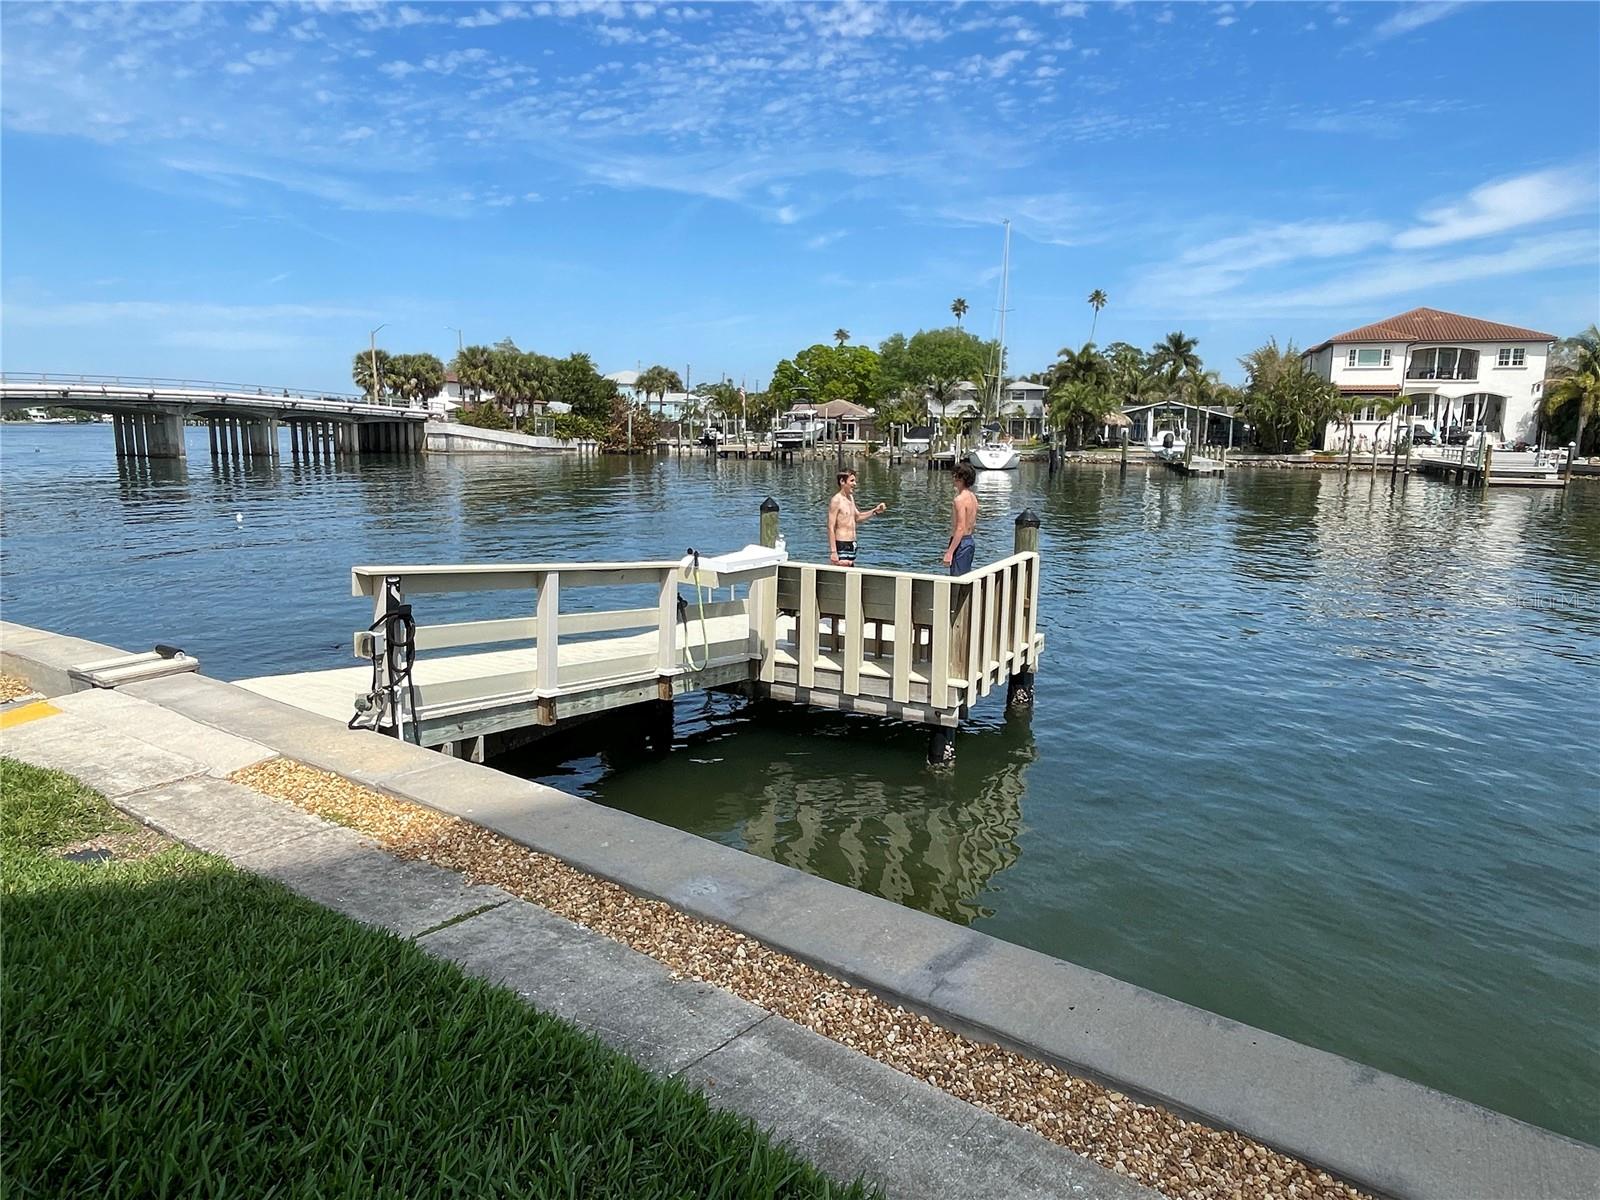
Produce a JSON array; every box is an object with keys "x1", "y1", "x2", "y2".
[{"x1": 240, "y1": 524, "x2": 1044, "y2": 762}]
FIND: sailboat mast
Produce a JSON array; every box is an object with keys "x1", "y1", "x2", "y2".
[{"x1": 995, "y1": 219, "x2": 1010, "y2": 420}]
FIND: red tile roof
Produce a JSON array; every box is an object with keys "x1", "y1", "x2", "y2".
[{"x1": 1306, "y1": 307, "x2": 1558, "y2": 352}]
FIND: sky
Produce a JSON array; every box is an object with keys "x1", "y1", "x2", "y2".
[{"x1": 2, "y1": 0, "x2": 1597, "y2": 391}]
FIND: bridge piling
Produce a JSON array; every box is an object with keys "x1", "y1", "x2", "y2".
[
  {"x1": 113, "y1": 414, "x2": 127, "y2": 458},
  {"x1": 133, "y1": 414, "x2": 149, "y2": 459}
]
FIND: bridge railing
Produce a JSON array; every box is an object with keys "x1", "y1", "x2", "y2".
[{"x1": 0, "y1": 371, "x2": 415, "y2": 410}]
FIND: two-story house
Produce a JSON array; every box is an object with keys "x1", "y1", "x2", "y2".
[
  {"x1": 928, "y1": 379, "x2": 1049, "y2": 439},
  {"x1": 1302, "y1": 307, "x2": 1556, "y2": 449}
]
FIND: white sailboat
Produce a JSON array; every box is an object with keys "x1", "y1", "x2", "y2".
[{"x1": 970, "y1": 220, "x2": 1020, "y2": 471}]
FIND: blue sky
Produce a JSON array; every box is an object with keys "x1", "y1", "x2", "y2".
[{"x1": 3, "y1": 0, "x2": 1597, "y2": 390}]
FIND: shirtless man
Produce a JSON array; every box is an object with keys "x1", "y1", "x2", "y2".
[
  {"x1": 943, "y1": 462, "x2": 978, "y2": 574},
  {"x1": 828, "y1": 470, "x2": 886, "y2": 566}
]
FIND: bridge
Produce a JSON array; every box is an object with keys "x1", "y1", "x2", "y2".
[{"x1": 0, "y1": 372, "x2": 428, "y2": 462}]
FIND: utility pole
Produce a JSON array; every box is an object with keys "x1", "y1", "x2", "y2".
[
  {"x1": 369, "y1": 323, "x2": 387, "y2": 402},
  {"x1": 446, "y1": 326, "x2": 463, "y2": 355}
]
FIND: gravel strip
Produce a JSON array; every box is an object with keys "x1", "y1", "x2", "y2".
[
  {"x1": 230, "y1": 757, "x2": 1366, "y2": 1200},
  {"x1": 0, "y1": 674, "x2": 40, "y2": 702}
]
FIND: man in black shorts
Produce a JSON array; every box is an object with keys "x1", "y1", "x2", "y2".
[{"x1": 828, "y1": 469, "x2": 885, "y2": 565}]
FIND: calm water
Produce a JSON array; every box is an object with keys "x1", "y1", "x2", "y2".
[{"x1": 3, "y1": 422, "x2": 1597, "y2": 1144}]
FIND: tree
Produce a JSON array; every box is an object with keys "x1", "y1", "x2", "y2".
[
  {"x1": 551, "y1": 353, "x2": 617, "y2": 422},
  {"x1": 1086, "y1": 289, "x2": 1108, "y2": 344},
  {"x1": 634, "y1": 365, "x2": 684, "y2": 413},
  {"x1": 352, "y1": 348, "x2": 391, "y2": 399},
  {"x1": 1238, "y1": 338, "x2": 1339, "y2": 452},
  {"x1": 1049, "y1": 380, "x2": 1116, "y2": 449},
  {"x1": 387, "y1": 352, "x2": 445, "y2": 405},
  {"x1": 451, "y1": 344, "x2": 495, "y2": 405},
  {"x1": 767, "y1": 343, "x2": 882, "y2": 410},
  {"x1": 951, "y1": 298, "x2": 968, "y2": 328},
  {"x1": 1541, "y1": 325, "x2": 1600, "y2": 456},
  {"x1": 877, "y1": 326, "x2": 994, "y2": 413},
  {"x1": 834, "y1": 328, "x2": 850, "y2": 347},
  {"x1": 1149, "y1": 331, "x2": 1201, "y2": 391}
]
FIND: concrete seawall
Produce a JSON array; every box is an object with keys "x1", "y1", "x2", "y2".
[
  {"x1": 424, "y1": 421, "x2": 595, "y2": 455},
  {"x1": 4, "y1": 620, "x2": 1596, "y2": 1200}
]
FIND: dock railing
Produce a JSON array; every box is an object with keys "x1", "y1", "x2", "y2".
[
  {"x1": 347, "y1": 541, "x2": 1042, "y2": 743},
  {"x1": 764, "y1": 551, "x2": 1042, "y2": 713},
  {"x1": 350, "y1": 561, "x2": 759, "y2": 738}
]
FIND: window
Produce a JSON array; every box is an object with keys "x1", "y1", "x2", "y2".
[
  {"x1": 1496, "y1": 347, "x2": 1525, "y2": 367},
  {"x1": 1407, "y1": 347, "x2": 1479, "y2": 382},
  {"x1": 1346, "y1": 347, "x2": 1392, "y2": 368}
]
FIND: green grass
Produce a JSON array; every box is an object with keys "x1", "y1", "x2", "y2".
[{"x1": 0, "y1": 758, "x2": 877, "y2": 1200}]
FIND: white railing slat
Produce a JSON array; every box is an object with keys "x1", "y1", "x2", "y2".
[
  {"x1": 844, "y1": 571, "x2": 863, "y2": 694},
  {"x1": 931, "y1": 578, "x2": 952, "y2": 709},
  {"x1": 535, "y1": 571, "x2": 559, "y2": 695},
  {"x1": 892, "y1": 575, "x2": 913, "y2": 703},
  {"x1": 799, "y1": 566, "x2": 818, "y2": 688}
]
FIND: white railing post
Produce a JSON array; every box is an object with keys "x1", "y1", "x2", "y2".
[
  {"x1": 892, "y1": 575, "x2": 912, "y2": 703},
  {"x1": 931, "y1": 578, "x2": 952, "y2": 709},
  {"x1": 657, "y1": 568, "x2": 678, "y2": 674},
  {"x1": 843, "y1": 571, "x2": 863, "y2": 694},
  {"x1": 798, "y1": 566, "x2": 818, "y2": 688},
  {"x1": 535, "y1": 571, "x2": 560, "y2": 695}
]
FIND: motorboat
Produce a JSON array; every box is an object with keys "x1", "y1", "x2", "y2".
[
  {"x1": 1146, "y1": 423, "x2": 1187, "y2": 459},
  {"x1": 900, "y1": 424, "x2": 933, "y2": 455},
  {"x1": 774, "y1": 407, "x2": 822, "y2": 451}
]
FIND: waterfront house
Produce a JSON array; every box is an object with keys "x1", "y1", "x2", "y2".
[
  {"x1": 604, "y1": 369, "x2": 642, "y2": 403},
  {"x1": 927, "y1": 380, "x2": 1048, "y2": 440},
  {"x1": 1000, "y1": 380, "x2": 1048, "y2": 439},
  {"x1": 428, "y1": 371, "x2": 476, "y2": 417},
  {"x1": 1301, "y1": 307, "x2": 1557, "y2": 448}
]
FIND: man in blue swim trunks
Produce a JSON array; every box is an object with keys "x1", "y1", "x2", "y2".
[
  {"x1": 943, "y1": 462, "x2": 977, "y2": 574},
  {"x1": 828, "y1": 470, "x2": 886, "y2": 566}
]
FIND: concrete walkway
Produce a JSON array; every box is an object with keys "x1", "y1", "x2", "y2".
[{"x1": 1, "y1": 686, "x2": 1155, "y2": 1200}]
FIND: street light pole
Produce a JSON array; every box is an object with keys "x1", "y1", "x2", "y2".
[
  {"x1": 369, "y1": 323, "x2": 387, "y2": 403},
  {"x1": 446, "y1": 326, "x2": 463, "y2": 355}
]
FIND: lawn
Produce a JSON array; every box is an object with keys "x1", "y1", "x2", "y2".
[{"x1": 0, "y1": 758, "x2": 875, "y2": 1199}]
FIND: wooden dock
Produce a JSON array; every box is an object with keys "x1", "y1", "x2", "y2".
[
  {"x1": 1163, "y1": 454, "x2": 1225, "y2": 477},
  {"x1": 1413, "y1": 447, "x2": 1566, "y2": 488},
  {"x1": 240, "y1": 511, "x2": 1044, "y2": 764}
]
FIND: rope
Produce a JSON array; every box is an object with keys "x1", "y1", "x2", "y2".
[{"x1": 681, "y1": 549, "x2": 712, "y2": 672}]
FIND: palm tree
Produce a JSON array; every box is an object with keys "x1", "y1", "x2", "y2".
[
  {"x1": 1086, "y1": 289, "x2": 1108, "y2": 344},
  {"x1": 951, "y1": 298, "x2": 969, "y2": 328},
  {"x1": 1149, "y1": 331, "x2": 1201, "y2": 393},
  {"x1": 1541, "y1": 325, "x2": 1600, "y2": 457},
  {"x1": 834, "y1": 328, "x2": 850, "y2": 347},
  {"x1": 451, "y1": 345, "x2": 495, "y2": 406}
]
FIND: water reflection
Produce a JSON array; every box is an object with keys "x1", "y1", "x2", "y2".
[{"x1": 532, "y1": 696, "x2": 1035, "y2": 924}]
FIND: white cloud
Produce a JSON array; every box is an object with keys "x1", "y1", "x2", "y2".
[
  {"x1": 774, "y1": 204, "x2": 800, "y2": 224},
  {"x1": 339, "y1": 126, "x2": 376, "y2": 142},
  {"x1": 1243, "y1": 230, "x2": 1595, "y2": 311},
  {"x1": 245, "y1": 8, "x2": 279, "y2": 34},
  {"x1": 806, "y1": 230, "x2": 846, "y2": 250},
  {"x1": 1373, "y1": 2, "x2": 1466, "y2": 39},
  {"x1": 6, "y1": 300, "x2": 371, "y2": 327},
  {"x1": 1393, "y1": 168, "x2": 1597, "y2": 249}
]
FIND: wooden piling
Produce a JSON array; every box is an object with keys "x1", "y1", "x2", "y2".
[
  {"x1": 1119, "y1": 427, "x2": 1129, "y2": 472},
  {"x1": 759, "y1": 497, "x2": 781, "y2": 548}
]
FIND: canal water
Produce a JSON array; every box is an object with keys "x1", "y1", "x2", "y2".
[{"x1": 3, "y1": 422, "x2": 1597, "y2": 1144}]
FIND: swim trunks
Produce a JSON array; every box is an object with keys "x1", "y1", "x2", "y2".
[
  {"x1": 950, "y1": 535, "x2": 975, "y2": 576},
  {"x1": 835, "y1": 539, "x2": 858, "y2": 566}
]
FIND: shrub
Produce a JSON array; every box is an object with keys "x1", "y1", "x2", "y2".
[{"x1": 457, "y1": 402, "x2": 510, "y2": 431}]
